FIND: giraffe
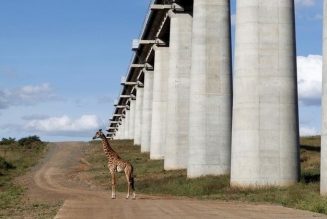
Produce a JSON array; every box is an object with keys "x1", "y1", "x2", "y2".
[{"x1": 92, "y1": 129, "x2": 136, "y2": 199}]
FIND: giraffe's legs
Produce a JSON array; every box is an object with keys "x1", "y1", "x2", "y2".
[
  {"x1": 110, "y1": 171, "x2": 116, "y2": 199},
  {"x1": 125, "y1": 173, "x2": 130, "y2": 199},
  {"x1": 125, "y1": 165, "x2": 136, "y2": 199},
  {"x1": 131, "y1": 178, "x2": 136, "y2": 200}
]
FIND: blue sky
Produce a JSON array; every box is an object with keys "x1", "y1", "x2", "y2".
[{"x1": 0, "y1": 0, "x2": 324, "y2": 141}]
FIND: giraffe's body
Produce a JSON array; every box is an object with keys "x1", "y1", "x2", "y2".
[{"x1": 93, "y1": 130, "x2": 136, "y2": 199}]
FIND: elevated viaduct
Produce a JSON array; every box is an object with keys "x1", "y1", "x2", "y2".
[{"x1": 105, "y1": 0, "x2": 309, "y2": 192}]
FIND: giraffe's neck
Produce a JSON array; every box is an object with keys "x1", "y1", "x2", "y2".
[{"x1": 100, "y1": 135, "x2": 118, "y2": 158}]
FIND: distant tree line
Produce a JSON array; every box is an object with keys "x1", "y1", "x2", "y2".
[
  {"x1": 0, "y1": 135, "x2": 43, "y2": 148},
  {"x1": 0, "y1": 137, "x2": 16, "y2": 145}
]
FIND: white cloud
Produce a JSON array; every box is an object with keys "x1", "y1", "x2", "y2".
[
  {"x1": 295, "y1": 0, "x2": 315, "y2": 7},
  {"x1": 16, "y1": 83, "x2": 53, "y2": 102},
  {"x1": 24, "y1": 114, "x2": 103, "y2": 137},
  {"x1": 0, "y1": 83, "x2": 59, "y2": 109},
  {"x1": 297, "y1": 55, "x2": 322, "y2": 106},
  {"x1": 300, "y1": 126, "x2": 320, "y2": 136}
]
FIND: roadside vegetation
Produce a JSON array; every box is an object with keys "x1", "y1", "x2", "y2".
[
  {"x1": 0, "y1": 136, "x2": 60, "y2": 218},
  {"x1": 85, "y1": 136, "x2": 327, "y2": 215}
]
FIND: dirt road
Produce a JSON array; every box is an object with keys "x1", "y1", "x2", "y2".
[{"x1": 27, "y1": 142, "x2": 326, "y2": 219}]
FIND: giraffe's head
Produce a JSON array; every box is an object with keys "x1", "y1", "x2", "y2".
[{"x1": 92, "y1": 129, "x2": 104, "y2": 140}]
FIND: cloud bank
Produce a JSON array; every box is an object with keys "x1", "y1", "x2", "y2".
[
  {"x1": 297, "y1": 55, "x2": 322, "y2": 106},
  {"x1": 24, "y1": 114, "x2": 103, "y2": 137},
  {"x1": 0, "y1": 83, "x2": 59, "y2": 109},
  {"x1": 300, "y1": 126, "x2": 319, "y2": 136}
]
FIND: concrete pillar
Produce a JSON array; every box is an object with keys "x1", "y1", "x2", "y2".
[
  {"x1": 125, "y1": 109, "x2": 130, "y2": 139},
  {"x1": 134, "y1": 87, "x2": 144, "y2": 145},
  {"x1": 231, "y1": 1, "x2": 299, "y2": 187},
  {"x1": 141, "y1": 70, "x2": 154, "y2": 152},
  {"x1": 113, "y1": 128, "x2": 118, "y2": 140},
  {"x1": 115, "y1": 125, "x2": 119, "y2": 140},
  {"x1": 117, "y1": 123, "x2": 122, "y2": 140},
  {"x1": 129, "y1": 99, "x2": 136, "y2": 140},
  {"x1": 116, "y1": 126, "x2": 120, "y2": 139},
  {"x1": 121, "y1": 118, "x2": 126, "y2": 140},
  {"x1": 112, "y1": 129, "x2": 116, "y2": 140},
  {"x1": 164, "y1": 12, "x2": 193, "y2": 170},
  {"x1": 321, "y1": 0, "x2": 327, "y2": 196},
  {"x1": 150, "y1": 46, "x2": 169, "y2": 160},
  {"x1": 188, "y1": 0, "x2": 232, "y2": 178},
  {"x1": 118, "y1": 124, "x2": 123, "y2": 140}
]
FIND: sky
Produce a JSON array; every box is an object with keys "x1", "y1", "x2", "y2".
[{"x1": 0, "y1": 0, "x2": 324, "y2": 141}]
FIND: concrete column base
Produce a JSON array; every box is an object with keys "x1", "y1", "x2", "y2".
[
  {"x1": 187, "y1": 0, "x2": 232, "y2": 178},
  {"x1": 141, "y1": 70, "x2": 154, "y2": 153},
  {"x1": 231, "y1": 0, "x2": 299, "y2": 187},
  {"x1": 164, "y1": 12, "x2": 193, "y2": 170},
  {"x1": 150, "y1": 46, "x2": 169, "y2": 160},
  {"x1": 134, "y1": 87, "x2": 144, "y2": 145}
]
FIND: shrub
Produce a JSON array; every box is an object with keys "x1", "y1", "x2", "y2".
[
  {"x1": 0, "y1": 137, "x2": 16, "y2": 145},
  {"x1": 0, "y1": 156, "x2": 15, "y2": 174},
  {"x1": 18, "y1": 135, "x2": 42, "y2": 148}
]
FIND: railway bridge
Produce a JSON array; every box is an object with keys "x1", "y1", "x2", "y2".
[{"x1": 105, "y1": 0, "x2": 327, "y2": 195}]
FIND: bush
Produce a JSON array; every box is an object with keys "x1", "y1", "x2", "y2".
[
  {"x1": 18, "y1": 135, "x2": 45, "y2": 150},
  {"x1": 0, "y1": 157, "x2": 15, "y2": 173},
  {"x1": 0, "y1": 137, "x2": 16, "y2": 145},
  {"x1": 18, "y1": 135, "x2": 42, "y2": 148}
]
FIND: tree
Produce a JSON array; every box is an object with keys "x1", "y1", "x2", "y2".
[
  {"x1": 18, "y1": 135, "x2": 41, "y2": 147},
  {"x1": 0, "y1": 137, "x2": 16, "y2": 145}
]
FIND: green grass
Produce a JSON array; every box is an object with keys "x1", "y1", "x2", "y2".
[
  {"x1": 300, "y1": 136, "x2": 321, "y2": 148},
  {"x1": 0, "y1": 140, "x2": 60, "y2": 218},
  {"x1": 85, "y1": 137, "x2": 327, "y2": 215}
]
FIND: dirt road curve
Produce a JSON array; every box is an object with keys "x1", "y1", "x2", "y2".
[{"x1": 28, "y1": 142, "x2": 326, "y2": 219}]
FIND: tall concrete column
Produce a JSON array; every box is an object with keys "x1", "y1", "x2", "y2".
[
  {"x1": 188, "y1": 0, "x2": 232, "y2": 178},
  {"x1": 129, "y1": 99, "x2": 136, "y2": 140},
  {"x1": 117, "y1": 123, "x2": 123, "y2": 140},
  {"x1": 150, "y1": 46, "x2": 169, "y2": 160},
  {"x1": 118, "y1": 123, "x2": 123, "y2": 140},
  {"x1": 321, "y1": 0, "x2": 327, "y2": 196},
  {"x1": 231, "y1": 1, "x2": 299, "y2": 187},
  {"x1": 121, "y1": 118, "x2": 126, "y2": 140},
  {"x1": 125, "y1": 109, "x2": 130, "y2": 139},
  {"x1": 141, "y1": 70, "x2": 154, "y2": 153},
  {"x1": 165, "y1": 12, "x2": 193, "y2": 170},
  {"x1": 134, "y1": 86, "x2": 144, "y2": 145},
  {"x1": 114, "y1": 126, "x2": 119, "y2": 140}
]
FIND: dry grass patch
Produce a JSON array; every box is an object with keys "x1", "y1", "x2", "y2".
[
  {"x1": 300, "y1": 136, "x2": 321, "y2": 184},
  {"x1": 0, "y1": 137, "x2": 61, "y2": 218}
]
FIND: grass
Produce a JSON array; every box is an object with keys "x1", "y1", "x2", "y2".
[
  {"x1": 300, "y1": 136, "x2": 321, "y2": 184},
  {"x1": 0, "y1": 140, "x2": 60, "y2": 218},
  {"x1": 300, "y1": 136, "x2": 321, "y2": 148},
  {"x1": 84, "y1": 136, "x2": 327, "y2": 215}
]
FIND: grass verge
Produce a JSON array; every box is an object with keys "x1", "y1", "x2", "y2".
[
  {"x1": 0, "y1": 137, "x2": 60, "y2": 218},
  {"x1": 84, "y1": 137, "x2": 327, "y2": 215}
]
